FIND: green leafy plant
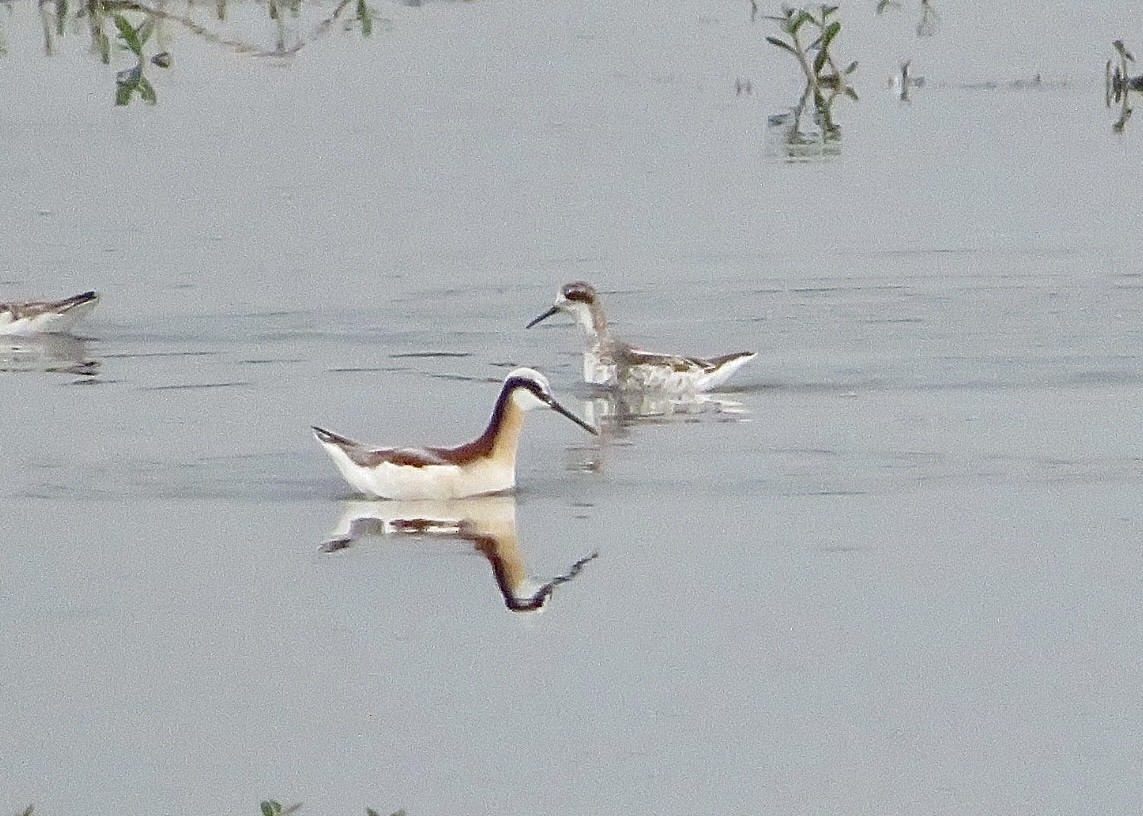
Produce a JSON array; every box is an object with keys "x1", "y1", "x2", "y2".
[
  {"x1": 4, "y1": 0, "x2": 386, "y2": 107},
  {"x1": 763, "y1": 4, "x2": 856, "y2": 159},
  {"x1": 355, "y1": 0, "x2": 374, "y2": 37},
  {"x1": 112, "y1": 11, "x2": 163, "y2": 104},
  {"x1": 765, "y1": 4, "x2": 857, "y2": 99}
]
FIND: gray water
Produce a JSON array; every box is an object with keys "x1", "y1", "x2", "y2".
[{"x1": 3, "y1": 1, "x2": 1143, "y2": 813}]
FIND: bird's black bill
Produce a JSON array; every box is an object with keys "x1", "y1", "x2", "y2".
[
  {"x1": 547, "y1": 397, "x2": 598, "y2": 435},
  {"x1": 526, "y1": 305, "x2": 560, "y2": 329}
]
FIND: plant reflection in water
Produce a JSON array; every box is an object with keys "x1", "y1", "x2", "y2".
[
  {"x1": 888, "y1": 59, "x2": 925, "y2": 102},
  {"x1": 320, "y1": 496, "x2": 598, "y2": 613}
]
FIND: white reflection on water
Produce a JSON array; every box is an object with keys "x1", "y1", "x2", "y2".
[
  {"x1": 581, "y1": 389, "x2": 749, "y2": 428},
  {"x1": 320, "y1": 496, "x2": 598, "y2": 612},
  {"x1": 566, "y1": 390, "x2": 750, "y2": 474},
  {"x1": 0, "y1": 335, "x2": 99, "y2": 378}
]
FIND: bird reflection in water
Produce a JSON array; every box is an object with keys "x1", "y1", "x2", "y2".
[
  {"x1": 582, "y1": 389, "x2": 747, "y2": 427},
  {"x1": 320, "y1": 496, "x2": 598, "y2": 612},
  {"x1": 566, "y1": 389, "x2": 749, "y2": 473},
  {"x1": 0, "y1": 334, "x2": 100, "y2": 377}
]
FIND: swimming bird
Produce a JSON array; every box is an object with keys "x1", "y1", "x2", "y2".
[
  {"x1": 526, "y1": 281, "x2": 756, "y2": 392},
  {"x1": 0, "y1": 291, "x2": 100, "y2": 336},
  {"x1": 313, "y1": 367, "x2": 597, "y2": 500}
]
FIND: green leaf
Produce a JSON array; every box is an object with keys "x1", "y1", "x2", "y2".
[
  {"x1": 765, "y1": 35, "x2": 796, "y2": 55},
  {"x1": 844, "y1": 86, "x2": 859, "y2": 101},
  {"x1": 114, "y1": 78, "x2": 135, "y2": 106},
  {"x1": 820, "y1": 20, "x2": 840, "y2": 50},
  {"x1": 844, "y1": 60, "x2": 858, "y2": 75},
  {"x1": 813, "y1": 46, "x2": 828, "y2": 75},
  {"x1": 97, "y1": 28, "x2": 110, "y2": 63},
  {"x1": 356, "y1": 0, "x2": 372, "y2": 36},
  {"x1": 112, "y1": 14, "x2": 141, "y2": 55},
  {"x1": 260, "y1": 802, "x2": 280, "y2": 816},
  {"x1": 137, "y1": 75, "x2": 157, "y2": 104},
  {"x1": 136, "y1": 15, "x2": 155, "y2": 46}
]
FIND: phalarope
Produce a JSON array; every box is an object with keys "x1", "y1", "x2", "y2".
[
  {"x1": 526, "y1": 281, "x2": 756, "y2": 392},
  {"x1": 313, "y1": 367, "x2": 597, "y2": 500},
  {"x1": 0, "y1": 290, "x2": 99, "y2": 336}
]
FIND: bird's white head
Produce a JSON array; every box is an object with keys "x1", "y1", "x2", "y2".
[
  {"x1": 505, "y1": 367, "x2": 555, "y2": 411},
  {"x1": 525, "y1": 281, "x2": 603, "y2": 334},
  {"x1": 503, "y1": 367, "x2": 597, "y2": 435}
]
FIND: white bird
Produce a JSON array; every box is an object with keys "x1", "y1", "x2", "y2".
[
  {"x1": 527, "y1": 281, "x2": 756, "y2": 392},
  {"x1": 0, "y1": 290, "x2": 99, "y2": 336},
  {"x1": 313, "y1": 367, "x2": 596, "y2": 500}
]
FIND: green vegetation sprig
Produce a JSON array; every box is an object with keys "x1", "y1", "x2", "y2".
[
  {"x1": 765, "y1": 4, "x2": 857, "y2": 100},
  {"x1": 259, "y1": 802, "x2": 303, "y2": 816},
  {"x1": 5, "y1": 0, "x2": 385, "y2": 107},
  {"x1": 111, "y1": 11, "x2": 167, "y2": 105}
]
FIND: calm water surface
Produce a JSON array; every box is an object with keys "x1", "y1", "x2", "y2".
[{"x1": 3, "y1": 0, "x2": 1143, "y2": 813}]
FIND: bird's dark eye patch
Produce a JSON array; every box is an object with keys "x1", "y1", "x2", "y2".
[{"x1": 506, "y1": 376, "x2": 548, "y2": 399}]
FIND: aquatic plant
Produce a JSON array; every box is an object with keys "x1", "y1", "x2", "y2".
[
  {"x1": 2, "y1": 0, "x2": 385, "y2": 106},
  {"x1": 260, "y1": 802, "x2": 303, "y2": 816},
  {"x1": 915, "y1": 0, "x2": 940, "y2": 36},
  {"x1": 1106, "y1": 39, "x2": 1143, "y2": 133},
  {"x1": 13, "y1": 803, "x2": 404, "y2": 815},
  {"x1": 260, "y1": 800, "x2": 409, "y2": 815},
  {"x1": 111, "y1": 11, "x2": 168, "y2": 105},
  {"x1": 764, "y1": 4, "x2": 858, "y2": 98},
  {"x1": 874, "y1": 0, "x2": 940, "y2": 37},
  {"x1": 258, "y1": 803, "x2": 406, "y2": 816},
  {"x1": 763, "y1": 4, "x2": 856, "y2": 160}
]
